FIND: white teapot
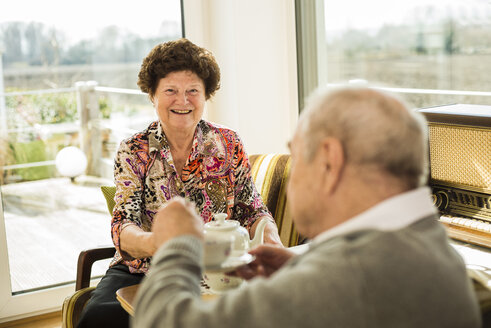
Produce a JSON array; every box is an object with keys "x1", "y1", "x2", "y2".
[
  {"x1": 204, "y1": 213, "x2": 268, "y2": 257},
  {"x1": 203, "y1": 213, "x2": 269, "y2": 293}
]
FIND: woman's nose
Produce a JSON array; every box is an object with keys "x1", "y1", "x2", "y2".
[{"x1": 175, "y1": 92, "x2": 189, "y2": 105}]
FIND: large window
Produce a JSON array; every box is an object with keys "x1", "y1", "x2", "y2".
[
  {"x1": 297, "y1": 0, "x2": 491, "y2": 109},
  {"x1": 0, "y1": 0, "x2": 182, "y2": 320}
]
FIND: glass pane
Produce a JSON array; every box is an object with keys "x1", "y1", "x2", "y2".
[
  {"x1": 322, "y1": 0, "x2": 491, "y2": 108},
  {"x1": 0, "y1": 0, "x2": 182, "y2": 294}
]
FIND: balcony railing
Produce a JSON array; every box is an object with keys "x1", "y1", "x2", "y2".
[
  {"x1": 0, "y1": 82, "x2": 151, "y2": 183},
  {"x1": 330, "y1": 81, "x2": 491, "y2": 98},
  {"x1": 0, "y1": 82, "x2": 151, "y2": 293},
  {"x1": 2, "y1": 81, "x2": 491, "y2": 184}
]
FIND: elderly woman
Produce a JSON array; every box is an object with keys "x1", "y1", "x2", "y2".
[{"x1": 76, "y1": 38, "x2": 281, "y2": 328}]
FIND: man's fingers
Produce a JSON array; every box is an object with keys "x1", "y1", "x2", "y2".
[
  {"x1": 233, "y1": 264, "x2": 262, "y2": 280},
  {"x1": 152, "y1": 197, "x2": 204, "y2": 244},
  {"x1": 248, "y1": 244, "x2": 282, "y2": 258}
]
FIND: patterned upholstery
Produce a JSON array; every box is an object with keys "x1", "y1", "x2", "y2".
[{"x1": 249, "y1": 154, "x2": 305, "y2": 247}]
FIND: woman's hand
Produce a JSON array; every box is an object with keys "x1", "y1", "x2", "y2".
[
  {"x1": 252, "y1": 216, "x2": 283, "y2": 247},
  {"x1": 233, "y1": 244, "x2": 295, "y2": 280},
  {"x1": 120, "y1": 224, "x2": 157, "y2": 259},
  {"x1": 121, "y1": 198, "x2": 203, "y2": 258},
  {"x1": 151, "y1": 197, "x2": 204, "y2": 249},
  {"x1": 263, "y1": 220, "x2": 283, "y2": 246}
]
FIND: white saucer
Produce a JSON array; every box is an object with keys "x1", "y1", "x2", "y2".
[{"x1": 204, "y1": 253, "x2": 255, "y2": 273}]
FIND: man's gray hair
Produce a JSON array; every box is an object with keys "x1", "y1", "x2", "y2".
[{"x1": 299, "y1": 86, "x2": 429, "y2": 188}]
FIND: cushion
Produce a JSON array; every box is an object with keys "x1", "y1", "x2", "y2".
[{"x1": 100, "y1": 185, "x2": 116, "y2": 214}]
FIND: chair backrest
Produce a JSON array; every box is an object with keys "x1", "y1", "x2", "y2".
[
  {"x1": 99, "y1": 153, "x2": 304, "y2": 247},
  {"x1": 249, "y1": 154, "x2": 304, "y2": 247},
  {"x1": 101, "y1": 185, "x2": 116, "y2": 215}
]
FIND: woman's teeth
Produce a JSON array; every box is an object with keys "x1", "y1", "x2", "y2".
[{"x1": 171, "y1": 110, "x2": 192, "y2": 114}]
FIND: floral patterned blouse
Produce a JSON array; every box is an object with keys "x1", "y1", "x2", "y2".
[{"x1": 110, "y1": 119, "x2": 271, "y2": 273}]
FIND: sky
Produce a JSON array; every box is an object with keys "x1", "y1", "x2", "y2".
[
  {"x1": 324, "y1": 0, "x2": 491, "y2": 34},
  {"x1": 2, "y1": 0, "x2": 491, "y2": 43},
  {"x1": 0, "y1": 0, "x2": 181, "y2": 43}
]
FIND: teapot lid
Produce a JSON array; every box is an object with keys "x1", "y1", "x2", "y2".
[{"x1": 204, "y1": 213, "x2": 239, "y2": 231}]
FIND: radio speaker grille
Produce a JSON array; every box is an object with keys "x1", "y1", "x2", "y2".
[{"x1": 428, "y1": 124, "x2": 490, "y2": 191}]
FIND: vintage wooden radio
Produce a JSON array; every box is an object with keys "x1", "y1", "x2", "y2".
[{"x1": 418, "y1": 104, "x2": 491, "y2": 248}]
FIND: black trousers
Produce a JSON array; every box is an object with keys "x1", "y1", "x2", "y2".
[{"x1": 76, "y1": 264, "x2": 145, "y2": 328}]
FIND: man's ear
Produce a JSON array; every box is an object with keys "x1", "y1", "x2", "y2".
[{"x1": 318, "y1": 137, "x2": 344, "y2": 194}]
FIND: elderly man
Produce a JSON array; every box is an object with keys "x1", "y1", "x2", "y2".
[{"x1": 133, "y1": 87, "x2": 481, "y2": 327}]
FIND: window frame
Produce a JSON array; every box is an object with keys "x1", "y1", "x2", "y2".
[
  {"x1": 0, "y1": 190, "x2": 76, "y2": 321},
  {"x1": 0, "y1": 0, "x2": 184, "y2": 321},
  {"x1": 295, "y1": 0, "x2": 326, "y2": 111}
]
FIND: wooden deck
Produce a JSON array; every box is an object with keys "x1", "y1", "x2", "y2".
[{"x1": 1, "y1": 177, "x2": 114, "y2": 293}]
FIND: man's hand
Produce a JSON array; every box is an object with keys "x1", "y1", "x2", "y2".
[
  {"x1": 151, "y1": 197, "x2": 204, "y2": 250},
  {"x1": 232, "y1": 244, "x2": 295, "y2": 280}
]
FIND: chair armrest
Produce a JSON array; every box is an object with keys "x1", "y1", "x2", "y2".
[{"x1": 76, "y1": 246, "x2": 116, "y2": 290}]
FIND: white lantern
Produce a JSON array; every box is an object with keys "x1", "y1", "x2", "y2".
[{"x1": 55, "y1": 146, "x2": 88, "y2": 178}]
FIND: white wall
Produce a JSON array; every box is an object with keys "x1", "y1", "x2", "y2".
[{"x1": 182, "y1": 0, "x2": 299, "y2": 155}]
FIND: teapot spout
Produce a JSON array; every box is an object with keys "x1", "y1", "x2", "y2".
[{"x1": 250, "y1": 218, "x2": 269, "y2": 248}]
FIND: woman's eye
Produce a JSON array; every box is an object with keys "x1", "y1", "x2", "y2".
[{"x1": 188, "y1": 89, "x2": 198, "y2": 94}]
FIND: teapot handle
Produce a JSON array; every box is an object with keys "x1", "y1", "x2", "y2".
[{"x1": 250, "y1": 217, "x2": 269, "y2": 248}]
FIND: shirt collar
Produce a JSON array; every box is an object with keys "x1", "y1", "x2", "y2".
[
  {"x1": 148, "y1": 120, "x2": 226, "y2": 160},
  {"x1": 313, "y1": 186, "x2": 437, "y2": 244},
  {"x1": 148, "y1": 121, "x2": 165, "y2": 154}
]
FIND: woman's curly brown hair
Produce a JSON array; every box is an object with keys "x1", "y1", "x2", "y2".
[{"x1": 137, "y1": 38, "x2": 221, "y2": 100}]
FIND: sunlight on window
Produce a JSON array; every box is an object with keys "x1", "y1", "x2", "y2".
[
  {"x1": 0, "y1": 0, "x2": 181, "y2": 89},
  {"x1": 0, "y1": 0, "x2": 182, "y2": 293},
  {"x1": 322, "y1": 0, "x2": 491, "y2": 107}
]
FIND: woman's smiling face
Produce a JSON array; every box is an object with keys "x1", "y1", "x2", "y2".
[{"x1": 152, "y1": 70, "x2": 206, "y2": 134}]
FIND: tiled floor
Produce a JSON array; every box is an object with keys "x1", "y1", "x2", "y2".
[{"x1": 1, "y1": 177, "x2": 113, "y2": 293}]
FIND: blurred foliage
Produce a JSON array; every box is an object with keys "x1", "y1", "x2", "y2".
[
  {"x1": 5, "y1": 89, "x2": 123, "y2": 127},
  {"x1": 9, "y1": 140, "x2": 53, "y2": 181},
  {"x1": 5, "y1": 89, "x2": 78, "y2": 125},
  {"x1": 0, "y1": 138, "x2": 10, "y2": 185},
  {"x1": 99, "y1": 96, "x2": 111, "y2": 119},
  {"x1": 0, "y1": 21, "x2": 179, "y2": 68}
]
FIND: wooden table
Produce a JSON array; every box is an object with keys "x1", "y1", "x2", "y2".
[
  {"x1": 116, "y1": 283, "x2": 218, "y2": 316},
  {"x1": 116, "y1": 245, "x2": 309, "y2": 316},
  {"x1": 116, "y1": 284, "x2": 139, "y2": 316}
]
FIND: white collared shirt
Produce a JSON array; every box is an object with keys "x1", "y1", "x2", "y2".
[{"x1": 313, "y1": 187, "x2": 438, "y2": 244}]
